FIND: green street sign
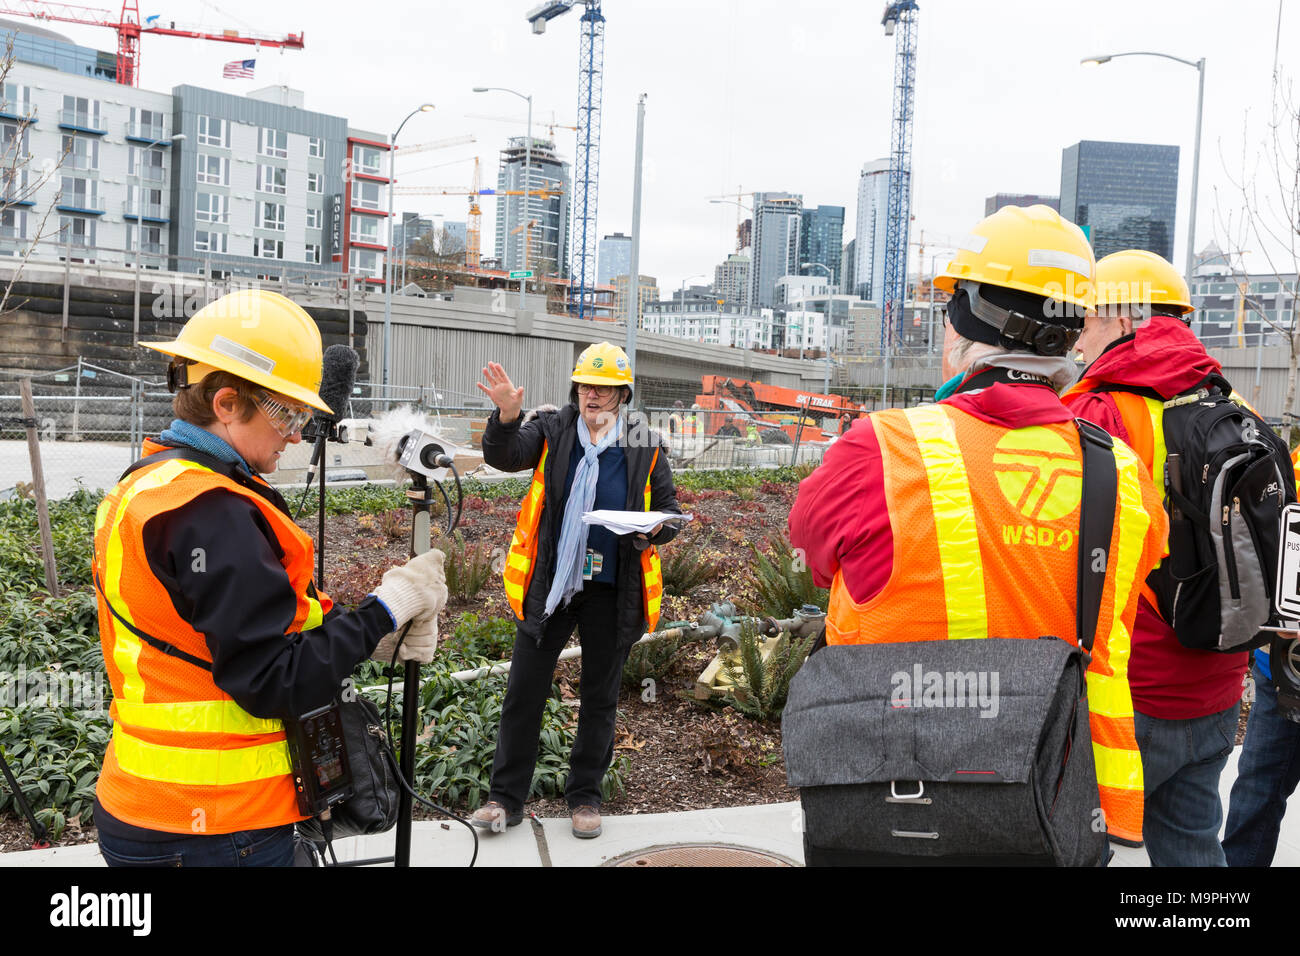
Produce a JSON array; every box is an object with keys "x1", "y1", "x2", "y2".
[{"x1": 509, "y1": 270, "x2": 534, "y2": 279}]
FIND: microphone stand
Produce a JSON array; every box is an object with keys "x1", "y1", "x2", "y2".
[{"x1": 395, "y1": 471, "x2": 435, "y2": 868}]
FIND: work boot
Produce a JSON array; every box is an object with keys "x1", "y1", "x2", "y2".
[
  {"x1": 571, "y1": 805, "x2": 602, "y2": 839},
  {"x1": 469, "y1": 801, "x2": 522, "y2": 833}
]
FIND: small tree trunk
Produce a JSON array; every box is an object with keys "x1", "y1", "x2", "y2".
[{"x1": 1286, "y1": 329, "x2": 1300, "y2": 448}]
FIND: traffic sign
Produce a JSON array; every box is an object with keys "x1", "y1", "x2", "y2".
[
  {"x1": 1275, "y1": 502, "x2": 1300, "y2": 619},
  {"x1": 509, "y1": 270, "x2": 534, "y2": 279}
]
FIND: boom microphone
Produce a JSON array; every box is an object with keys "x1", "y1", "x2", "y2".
[{"x1": 303, "y1": 344, "x2": 359, "y2": 486}]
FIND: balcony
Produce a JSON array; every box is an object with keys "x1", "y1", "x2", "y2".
[
  {"x1": 125, "y1": 122, "x2": 170, "y2": 144},
  {"x1": 131, "y1": 164, "x2": 166, "y2": 183},
  {"x1": 122, "y1": 200, "x2": 168, "y2": 222},
  {"x1": 57, "y1": 111, "x2": 106, "y2": 135},
  {"x1": 64, "y1": 154, "x2": 99, "y2": 174},
  {"x1": 56, "y1": 198, "x2": 103, "y2": 215},
  {"x1": 133, "y1": 241, "x2": 165, "y2": 256},
  {"x1": 0, "y1": 101, "x2": 35, "y2": 123}
]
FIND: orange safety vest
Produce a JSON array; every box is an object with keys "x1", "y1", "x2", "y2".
[
  {"x1": 92, "y1": 443, "x2": 330, "y2": 835},
  {"x1": 825, "y1": 404, "x2": 1155, "y2": 843},
  {"x1": 503, "y1": 441, "x2": 663, "y2": 632}
]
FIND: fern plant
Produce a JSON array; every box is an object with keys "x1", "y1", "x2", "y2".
[
  {"x1": 717, "y1": 620, "x2": 815, "y2": 722},
  {"x1": 660, "y1": 541, "x2": 721, "y2": 596},
  {"x1": 748, "y1": 532, "x2": 828, "y2": 618}
]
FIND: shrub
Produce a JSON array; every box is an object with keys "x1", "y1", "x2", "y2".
[
  {"x1": 622, "y1": 631, "x2": 688, "y2": 690},
  {"x1": 660, "y1": 543, "x2": 722, "y2": 596},
  {"x1": 0, "y1": 706, "x2": 110, "y2": 840},
  {"x1": 445, "y1": 612, "x2": 516, "y2": 661},
  {"x1": 716, "y1": 621, "x2": 815, "y2": 722},
  {"x1": 746, "y1": 532, "x2": 828, "y2": 618},
  {"x1": 435, "y1": 531, "x2": 495, "y2": 601}
]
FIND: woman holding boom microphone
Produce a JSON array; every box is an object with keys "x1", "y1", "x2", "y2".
[{"x1": 472, "y1": 343, "x2": 680, "y2": 839}]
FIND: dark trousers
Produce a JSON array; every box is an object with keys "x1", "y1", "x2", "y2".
[{"x1": 488, "y1": 583, "x2": 631, "y2": 814}]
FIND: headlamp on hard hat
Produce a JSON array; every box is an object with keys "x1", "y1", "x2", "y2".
[{"x1": 959, "y1": 281, "x2": 1083, "y2": 357}]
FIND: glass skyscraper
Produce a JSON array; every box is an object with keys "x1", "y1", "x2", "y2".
[
  {"x1": 799, "y1": 205, "x2": 844, "y2": 288},
  {"x1": 1060, "y1": 140, "x2": 1179, "y2": 260}
]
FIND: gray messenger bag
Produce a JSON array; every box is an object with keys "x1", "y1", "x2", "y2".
[{"x1": 782, "y1": 419, "x2": 1118, "y2": 867}]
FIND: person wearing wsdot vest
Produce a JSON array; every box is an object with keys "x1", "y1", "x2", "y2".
[
  {"x1": 92, "y1": 290, "x2": 445, "y2": 867},
  {"x1": 1062, "y1": 249, "x2": 1247, "y2": 866},
  {"x1": 788, "y1": 205, "x2": 1168, "y2": 851},
  {"x1": 471, "y1": 343, "x2": 680, "y2": 839}
]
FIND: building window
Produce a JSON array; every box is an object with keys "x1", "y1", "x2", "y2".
[
  {"x1": 1, "y1": 83, "x2": 31, "y2": 118},
  {"x1": 260, "y1": 202, "x2": 286, "y2": 231},
  {"x1": 195, "y1": 192, "x2": 229, "y2": 224},
  {"x1": 350, "y1": 216, "x2": 381, "y2": 245},
  {"x1": 254, "y1": 237, "x2": 284, "y2": 259},
  {"x1": 60, "y1": 95, "x2": 100, "y2": 130},
  {"x1": 194, "y1": 230, "x2": 229, "y2": 254},
  {"x1": 308, "y1": 136, "x2": 324, "y2": 158},
  {"x1": 197, "y1": 154, "x2": 229, "y2": 186},
  {"x1": 307, "y1": 171, "x2": 322, "y2": 193},
  {"x1": 0, "y1": 207, "x2": 27, "y2": 241},
  {"x1": 129, "y1": 185, "x2": 163, "y2": 218},
  {"x1": 59, "y1": 176, "x2": 98, "y2": 211},
  {"x1": 197, "y1": 115, "x2": 230, "y2": 148},
  {"x1": 349, "y1": 247, "x2": 382, "y2": 278},
  {"x1": 351, "y1": 180, "x2": 381, "y2": 210},
  {"x1": 259, "y1": 127, "x2": 288, "y2": 158},
  {"x1": 130, "y1": 107, "x2": 165, "y2": 140},
  {"x1": 128, "y1": 223, "x2": 162, "y2": 254},
  {"x1": 58, "y1": 215, "x2": 95, "y2": 247},
  {"x1": 61, "y1": 134, "x2": 98, "y2": 172},
  {"x1": 306, "y1": 207, "x2": 323, "y2": 229},
  {"x1": 258, "y1": 164, "x2": 287, "y2": 195},
  {"x1": 351, "y1": 144, "x2": 383, "y2": 176},
  {"x1": 129, "y1": 146, "x2": 165, "y2": 181},
  {"x1": 305, "y1": 243, "x2": 320, "y2": 264}
]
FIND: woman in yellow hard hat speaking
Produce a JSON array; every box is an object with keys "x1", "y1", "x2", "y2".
[
  {"x1": 471, "y1": 342, "x2": 680, "y2": 839},
  {"x1": 91, "y1": 289, "x2": 446, "y2": 866}
]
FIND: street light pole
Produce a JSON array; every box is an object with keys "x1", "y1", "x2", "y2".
[
  {"x1": 474, "y1": 87, "x2": 532, "y2": 308},
  {"x1": 1081, "y1": 51, "x2": 1206, "y2": 290},
  {"x1": 382, "y1": 103, "x2": 435, "y2": 388}
]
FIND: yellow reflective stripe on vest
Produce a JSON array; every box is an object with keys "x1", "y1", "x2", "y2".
[
  {"x1": 113, "y1": 699, "x2": 282, "y2": 736},
  {"x1": 1084, "y1": 671, "x2": 1135, "y2": 720},
  {"x1": 111, "y1": 725, "x2": 291, "y2": 786},
  {"x1": 903, "y1": 406, "x2": 987, "y2": 641},
  {"x1": 303, "y1": 596, "x2": 325, "y2": 632},
  {"x1": 100, "y1": 459, "x2": 215, "y2": 702},
  {"x1": 1092, "y1": 740, "x2": 1144, "y2": 793},
  {"x1": 506, "y1": 549, "x2": 530, "y2": 573},
  {"x1": 1100, "y1": 441, "x2": 1152, "y2": 664}
]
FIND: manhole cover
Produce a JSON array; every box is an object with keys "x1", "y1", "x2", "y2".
[{"x1": 606, "y1": 844, "x2": 794, "y2": 867}]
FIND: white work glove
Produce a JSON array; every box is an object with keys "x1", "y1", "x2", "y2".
[
  {"x1": 370, "y1": 550, "x2": 448, "y2": 662},
  {"x1": 372, "y1": 613, "x2": 440, "y2": 665}
]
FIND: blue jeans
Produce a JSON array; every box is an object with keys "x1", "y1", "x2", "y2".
[
  {"x1": 1223, "y1": 663, "x2": 1300, "y2": 866},
  {"x1": 97, "y1": 823, "x2": 296, "y2": 867},
  {"x1": 1134, "y1": 703, "x2": 1238, "y2": 867}
]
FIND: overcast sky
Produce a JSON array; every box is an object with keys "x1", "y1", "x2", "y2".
[{"x1": 34, "y1": 0, "x2": 1300, "y2": 290}]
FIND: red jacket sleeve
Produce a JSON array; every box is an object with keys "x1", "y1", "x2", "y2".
[
  {"x1": 787, "y1": 419, "x2": 893, "y2": 603},
  {"x1": 1062, "y1": 390, "x2": 1130, "y2": 447}
]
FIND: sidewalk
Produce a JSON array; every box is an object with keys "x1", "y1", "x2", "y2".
[{"x1": 3, "y1": 746, "x2": 1296, "y2": 867}]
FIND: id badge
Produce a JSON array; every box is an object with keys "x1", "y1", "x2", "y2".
[{"x1": 583, "y1": 548, "x2": 603, "y2": 580}]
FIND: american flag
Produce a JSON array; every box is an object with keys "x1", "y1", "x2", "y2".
[{"x1": 222, "y1": 59, "x2": 256, "y2": 79}]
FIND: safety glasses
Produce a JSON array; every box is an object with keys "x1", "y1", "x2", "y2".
[{"x1": 255, "y1": 391, "x2": 313, "y2": 438}]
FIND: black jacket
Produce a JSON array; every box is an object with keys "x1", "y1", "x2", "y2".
[{"x1": 482, "y1": 404, "x2": 681, "y2": 646}]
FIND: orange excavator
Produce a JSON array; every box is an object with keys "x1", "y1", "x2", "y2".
[{"x1": 692, "y1": 376, "x2": 865, "y2": 443}]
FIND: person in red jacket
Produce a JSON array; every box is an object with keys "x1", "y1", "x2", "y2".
[
  {"x1": 1062, "y1": 249, "x2": 1245, "y2": 866},
  {"x1": 789, "y1": 205, "x2": 1167, "y2": 852}
]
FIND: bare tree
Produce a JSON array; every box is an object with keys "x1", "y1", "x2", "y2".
[
  {"x1": 402, "y1": 227, "x2": 466, "y2": 293},
  {"x1": 1216, "y1": 38, "x2": 1300, "y2": 443},
  {"x1": 0, "y1": 35, "x2": 69, "y2": 315}
]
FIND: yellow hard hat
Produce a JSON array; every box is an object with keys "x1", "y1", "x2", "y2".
[
  {"x1": 934, "y1": 204, "x2": 1096, "y2": 311},
  {"x1": 1095, "y1": 249, "x2": 1193, "y2": 316},
  {"x1": 142, "y1": 289, "x2": 331, "y2": 412},
  {"x1": 572, "y1": 342, "x2": 633, "y2": 387}
]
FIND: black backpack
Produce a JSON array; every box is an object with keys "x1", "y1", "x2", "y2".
[{"x1": 1151, "y1": 372, "x2": 1295, "y2": 652}]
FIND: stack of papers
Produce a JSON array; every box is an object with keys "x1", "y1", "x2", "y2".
[{"x1": 581, "y1": 510, "x2": 694, "y2": 534}]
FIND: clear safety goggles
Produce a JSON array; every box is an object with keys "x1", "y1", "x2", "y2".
[{"x1": 255, "y1": 391, "x2": 313, "y2": 438}]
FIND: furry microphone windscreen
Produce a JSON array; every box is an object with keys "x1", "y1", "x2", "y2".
[
  {"x1": 318, "y1": 345, "x2": 360, "y2": 421},
  {"x1": 370, "y1": 406, "x2": 442, "y2": 480}
]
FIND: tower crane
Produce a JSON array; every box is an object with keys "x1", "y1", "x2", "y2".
[
  {"x1": 880, "y1": 1, "x2": 919, "y2": 353},
  {"x1": 0, "y1": 0, "x2": 304, "y2": 87},
  {"x1": 526, "y1": 0, "x2": 604, "y2": 320}
]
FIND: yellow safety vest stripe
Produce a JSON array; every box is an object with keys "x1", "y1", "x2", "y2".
[
  {"x1": 1091, "y1": 740, "x2": 1145, "y2": 793},
  {"x1": 100, "y1": 459, "x2": 215, "y2": 703},
  {"x1": 1099, "y1": 441, "x2": 1151, "y2": 674},
  {"x1": 111, "y1": 726, "x2": 291, "y2": 786},
  {"x1": 112, "y1": 699, "x2": 282, "y2": 736},
  {"x1": 903, "y1": 406, "x2": 988, "y2": 641}
]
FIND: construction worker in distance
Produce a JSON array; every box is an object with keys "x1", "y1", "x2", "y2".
[
  {"x1": 91, "y1": 289, "x2": 446, "y2": 867},
  {"x1": 1061, "y1": 249, "x2": 1247, "y2": 865},
  {"x1": 788, "y1": 205, "x2": 1168, "y2": 852},
  {"x1": 471, "y1": 342, "x2": 680, "y2": 839}
]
